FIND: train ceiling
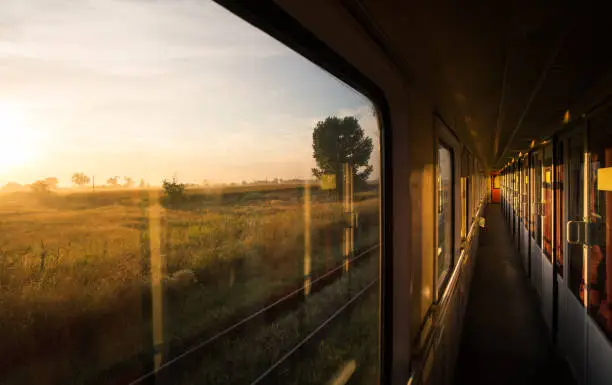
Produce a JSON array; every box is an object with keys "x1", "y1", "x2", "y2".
[{"x1": 336, "y1": 0, "x2": 612, "y2": 170}]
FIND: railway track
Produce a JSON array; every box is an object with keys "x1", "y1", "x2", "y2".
[
  {"x1": 91, "y1": 244, "x2": 380, "y2": 385},
  {"x1": 249, "y1": 278, "x2": 378, "y2": 385}
]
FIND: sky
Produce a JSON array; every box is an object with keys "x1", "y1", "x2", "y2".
[{"x1": 0, "y1": 0, "x2": 379, "y2": 187}]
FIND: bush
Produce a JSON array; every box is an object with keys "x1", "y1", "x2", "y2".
[
  {"x1": 30, "y1": 180, "x2": 51, "y2": 194},
  {"x1": 162, "y1": 178, "x2": 186, "y2": 202}
]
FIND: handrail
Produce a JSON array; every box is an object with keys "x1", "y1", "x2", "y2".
[
  {"x1": 409, "y1": 198, "x2": 486, "y2": 385},
  {"x1": 439, "y1": 198, "x2": 484, "y2": 314}
]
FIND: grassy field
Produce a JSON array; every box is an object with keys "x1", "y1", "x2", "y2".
[
  {"x1": 173, "y1": 255, "x2": 379, "y2": 385},
  {"x1": 0, "y1": 183, "x2": 379, "y2": 384}
]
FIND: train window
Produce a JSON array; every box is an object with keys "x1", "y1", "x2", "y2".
[
  {"x1": 519, "y1": 164, "x2": 524, "y2": 222},
  {"x1": 437, "y1": 143, "x2": 454, "y2": 289},
  {"x1": 460, "y1": 150, "x2": 469, "y2": 242},
  {"x1": 534, "y1": 152, "x2": 543, "y2": 248},
  {"x1": 555, "y1": 142, "x2": 564, "y2": 277},
  {"x1": 470, "y1": 159, "x2": 478, "y2": 214},
  {"x1": 567, "y1": 134, "x2": 584, "y2": 303},
  {"x1": 543, "y1": 145, "x2": 554, "y2": 261},
  {"x1": 523, "y1": 158, "x2": 529, "y2": 227},
  {"x1": 587, "y1": 115, "x2": 612, "y2": 339},
  {"x1": 460, "y1": 178, "x2": 467, "y2": 241},
  {"x1": 0, "y1": 2, "x2": 381, "y2": 384},
  {"x1": 529, "y1": 155, "x2": 535, "y2": 237},
  {"x1": 513, "y1": 169, "x2": 518, "y2": 213}
]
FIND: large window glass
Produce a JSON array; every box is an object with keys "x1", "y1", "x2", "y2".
[
  {"x1": 460, "y1": 151, "x2": 469, "y2": 243},
  {"x1": 555, "y1": 142, "x2": 564, "y2": 276},
  {"x1": 0, "y1": 2, "x2": 381, "y2": 384},
  {"x1": 513, "y1": 169, "x2": 519, "y2": 215},
  {"x1": 519, "y1": 163, "x2": 524, "y2": 222},
  {"x1": 461, "y1": 177, "x2": 467, "y2": 241},
  {"x1": 529, "y1": 154, "x2": 536, "y2": 237},
  {"x1": 567, "y1": 133, "x2": 584, "y2": 302},
  {"x1": 543, "y1": 146, "x2": 554, "y2": 261},
  {"x1": 523, "y1": 158, "x2": 529, "y2": 227},
  {"x1": 587, "y1": 113, "x2": 612, "y2": 339},
  {"x1": 534, "y1": 152, "x2": 543, "y2": 247},
  {"x1": 437, "y1": 143, "x2": 454, "y2": 289}
]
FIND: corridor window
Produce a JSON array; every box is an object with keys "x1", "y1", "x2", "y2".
[
  {"x1": 437, "y1": 143, "x2": 454, "y2": 289},
  {"x1": 543, "y1": 146, "x2": 554, "y2": 261},
  {"x1": 555, "y1": 142, "x2": 564, "y2": 276},
  {"x1": 529, "y1": 155, "x2": 536, "y2": 237},
  {"x1": 460, "y1": 177, "x2": 467, "y2": 242},
  {"x1": 534, "y1": 152, "x2": 543, "y2": 247},
  {"x1": 522, "y1": 158, "x2": 529, "y2": 226},
  {"x1": 587, "y1": 116, "x2": 612, "y2": 340},
  {"x1": 567, "y1": 134, "x2": 584, "y2": 302},
  {"x1": 0, "y1": 1, "x2": 381, "y2": 384}
]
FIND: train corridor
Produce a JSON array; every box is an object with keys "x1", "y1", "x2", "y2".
[{"x1": 453, "y1": 204, "x2": 576, "y2": 385}]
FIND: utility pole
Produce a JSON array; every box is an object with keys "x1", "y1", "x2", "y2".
[{"x1": 92, "y1": 176, "x2": 95, "y2": 192}]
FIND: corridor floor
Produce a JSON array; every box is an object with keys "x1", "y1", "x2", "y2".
[{"x1": 453, "y1": 204, "x2": 576, "y2": 385}]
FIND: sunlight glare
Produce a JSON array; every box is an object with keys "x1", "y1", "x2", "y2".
[{"x1": 0, "y1": 102, "x2": 38, "y2": 172}]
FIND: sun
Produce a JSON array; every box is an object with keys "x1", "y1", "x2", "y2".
[{"x1": 0, "y1": 101, "x2": 38, "y2": 172}]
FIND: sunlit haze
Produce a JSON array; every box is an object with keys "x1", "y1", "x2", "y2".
[{"x1": 0, "y1": 0, "x2": 379, "y2": 188}]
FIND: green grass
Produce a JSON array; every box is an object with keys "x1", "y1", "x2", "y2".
[
  {"x1": 0, "y1": 185, "x2": 379, "y2": 384},
  {"x1": 173, "y1": 255, "x2": 379, "y2": 385}
]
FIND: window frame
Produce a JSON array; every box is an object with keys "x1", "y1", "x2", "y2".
[
  {"x1": 433, "y1": 115, "x2": 458, "y2": 299},
  {"x1": 186, "y1": 1, "x2": 396, "y2": 382}
]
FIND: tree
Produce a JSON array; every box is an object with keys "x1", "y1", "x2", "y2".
[
  {"x1": 123, "y1": 177, "x2": 135, "y2": 189},
  {"x1": 311, "y1": 116, "x2": 373, "y2": 198},
  {"x1": 139, "y1": 178, "x2": 146, "y2": 189},
  {"x1": 72, "y1": 172, "x2": 90, "y2": 187},
  {"x1": 43, "y1": 177, "x2": 59, "y2": 190},
  {"x1": 107, "y1": 176, "x2": 119, "y2": 186},
  {"x1": 30, "y1": 180, "x2": 51, "y2": 194}
]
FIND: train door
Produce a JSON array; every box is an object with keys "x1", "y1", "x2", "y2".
[
  {"x1": 491, "y1": 173, "x2": 501, "y2": 203},
  {"x1": 531, "y1": 150, "x2": 544, "y2": 301},
  {"x1": 558, "y1": 124, "x2": 588, "y2": 383},
  {"x1": 584, "y1": 113, "x2": 612, "y2": 385}
]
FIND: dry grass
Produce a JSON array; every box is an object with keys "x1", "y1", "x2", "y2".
[{"x1": 0, "y1": 185, "x2": 378, "y2": 384}]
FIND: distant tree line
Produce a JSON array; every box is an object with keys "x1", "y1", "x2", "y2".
[{"x1": 25, "y1": 173, "x2": 149, "y2": 193}]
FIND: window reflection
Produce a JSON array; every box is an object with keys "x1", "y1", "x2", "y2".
[
  {"x1": 587, "y1": 122, "x2": 612, "y2": 339},
  {"x1": 437, "y1": 143, "x2": 454, "y2": 288},
  {"x1": 567, "y1": 135, "x2": 585, "y2": 302},
  {"x1": 555, "y1": 143, "x2": 564, "y2": 276},
  {"x1": 543, "y1": 164, "x2": 553, "y2": 261},
  {"x1": 535, "y1": 153, "x2": 543, "y2": 248}
]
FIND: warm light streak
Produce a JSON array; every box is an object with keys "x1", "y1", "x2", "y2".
[{"x1": 303, "y1": 182, "x2": 311, "y2": 295}]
